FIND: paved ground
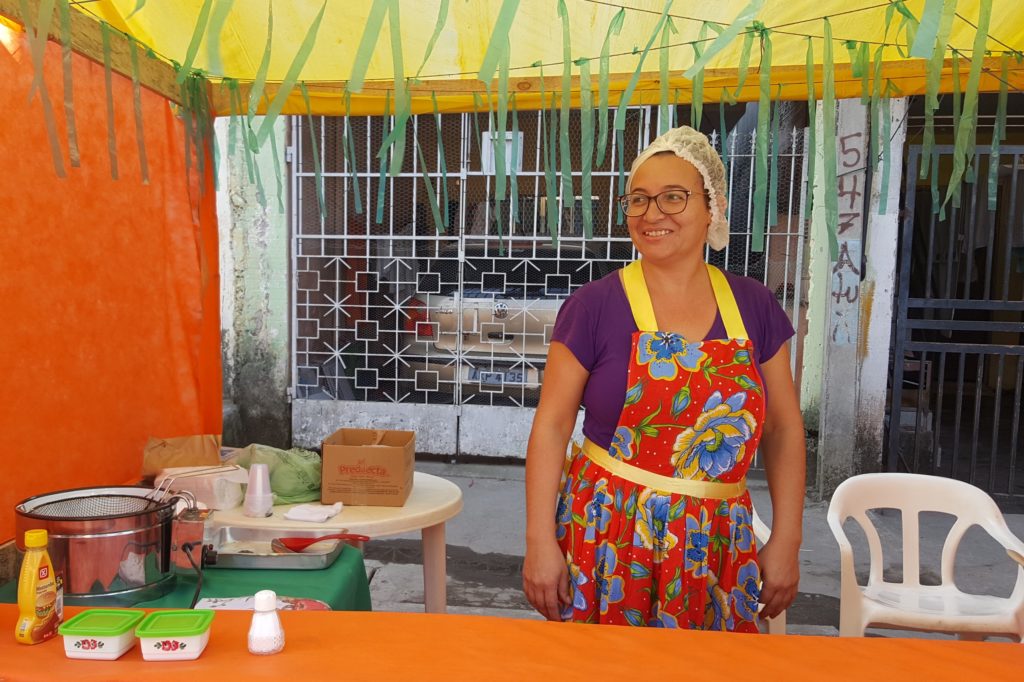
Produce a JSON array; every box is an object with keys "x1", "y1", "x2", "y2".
[{"x1": 364, "y1": 460, "x2": 1024, "y2": 639}]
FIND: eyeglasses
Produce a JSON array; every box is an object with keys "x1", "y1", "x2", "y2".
[{"x1": 617, "y1": 189, "x2": 709, "y2": 217}]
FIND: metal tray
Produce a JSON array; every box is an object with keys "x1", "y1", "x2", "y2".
[{"x1": 206, "y1": 526, "x2": 345, "y2": 570}]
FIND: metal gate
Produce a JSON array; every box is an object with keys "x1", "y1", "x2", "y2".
[
  {"x1": 889, "y1": 145, "x2": 1024, "y2": 506},
  {"x1": 290, "y1": 106, "x2": 810, "y2": 457}
]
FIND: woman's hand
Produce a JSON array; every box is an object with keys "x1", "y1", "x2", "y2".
[
  {"x1": 523, "y1": 537, "x2": 571, "y2": 621},
  {"x1": 757, "y1": 536, "x2": 800, "y2": 620}
]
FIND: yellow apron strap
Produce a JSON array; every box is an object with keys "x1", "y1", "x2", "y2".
[
  {"x1": 621, "y1": 261, "x2": 658, "y2": 332},
  {"x1": 706, "y1": 264, "x2": 748, "y2": 340},
  {"x1": 581, "y1": 439, "x2": 746, "y2": 499}
]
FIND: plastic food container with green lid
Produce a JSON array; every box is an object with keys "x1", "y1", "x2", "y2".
[
  {"x1": 58, "y1": 609, "x2": 146, "y2": 660},
  {"x1": 135, "y1": 610, "x2": 215, "y2": 661}
]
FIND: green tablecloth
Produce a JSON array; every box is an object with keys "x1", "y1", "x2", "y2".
[{"x1": 0, "y1": 545, "x2": 372, "y2": 612}]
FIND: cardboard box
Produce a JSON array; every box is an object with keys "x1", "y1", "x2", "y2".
[{"x1": 321, "y1": 428, "x2": 414, "y2": 506}]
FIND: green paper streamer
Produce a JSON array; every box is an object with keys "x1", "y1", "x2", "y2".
[
  {"x1": 129, "y1": 38, "x2": 150, "y2": 184},
  {"x1": 805, "y1": 37, "x2": 816, "y2": 219},
  {"x1": 176, "y1": 0, "x2": 214, "y2": 83},
  {"x1": 870, "y1": 43, "x2": 885, "y2": 173},
  {"x1": 510, "y1": 97, "x2": 521, "y2": 231},
  {"x1": 659, "y1": 17, "x2": 677, "y2": 134},
  {"x1": 477, "y1": 0, "x2": 521, "y2": 83},
  {"x1": 616, "y1": 128, "x2": 626, "y2": 225},
  {"x1": 558, "y1": 0, "x2": 573, "y2": 226},
  {"x1": 348, "y1": 0, "x2": 389, "y2": 93},
  {"x1": 101, "y1": 22, "x2": 119, "y2": 180},
  {"x1": 431, "y1": 92, "x2": 449, "y2": 228},
  {"x1": 416, "y1": 140, "x2": 445, "y2": 234},
  {"x1": 376, "y1": 95, "x2": 391, "y2": 224},
  {"x1": 344, "y1": 90, "x2": 363, "y2": 215},
  {"x1": 845, "y1": 41, "x2": 862, "y2": 78},
  {"x1": 614, "y1": 0, "x2": 673, "y2": 132},
  {"x1": 179, "y1": 81, "x2": 194, "y2": 181},
  {"x1": 229, "y1": 80, "x2": 255, "y2": 183},
  {"x1": 890, "y1": 1, "x2": 919, "y2": 58},
  {"x1": 496, "y1": 38, "x2": 511, "y2": 211},
  {"x1": 919, "y1": 0, "x2": 957, "y2": 180},
  {"x1": 768, "y1": 84, "x2": 781, "y2": 228},
  {"x1": 910, "y1": 0, "x2": 949, "y2": 58},
  {"x1": 127, "y1": 0, "x2": 147, "y2": 19},
  {"x1": 988, "y1": 54, "x2": 1009, "y2": 211},
  {"x1": 230, "y1": 82, "x2": 265, "y2": 206},
  {"x1": 27, "y1": 0, "x2": 55, "y2": 101},
  {"x1": 951, "y1": 52, "x2": 963, "y2": 207},
  {"x1": 878, "y1": 95, "x2": 892, "y2": 215},
  {"x1": 226, "y1": 79, "x2": 244, "y2": 179},
  {"x1": 211, "y1": 114, "x2": 221, "y2": 192},
  {"x1": 543, "y1": 91, "x2": 559, "y2": 244},
  {"x1": 385, "y1": 1, "x2": 409, "y2": 176},
  {"x1": 227, "y1": 78, "x2": 239, "y2": 155},
  {"x1": 691, "y1": 22, "x2": 706, "y2": 131},
  {"x1": 22, "y1": 0, "x2": 65, "y2": 178},
  {"x1": 751, "y1": 30, "x2": 771, "y2": 252},
  {"x1": 719, "y1": 89, "x2": 730, "y2": 179},
  {"x1": 596, "y1": 9, "x2": 625, "y2": 168},
  {"x1": 684, "y1": 0, "x2": 765, "y2": 79},
  {"x1": 579, "y1": 59, "x2": 594, "y2": 239},
  {"x1": 300, "y1": 83, "x2": 325, "y2": 224},
  {"x1": 256, "y1": 1, "x2": 327, "y2": 145},
  {"x1": 931, "y1": 149, "x2": 942, "y2": 218},
  {"x1": 414, "y1": 0, "x2": 449, "y2": 79},
  {"x1": 858, "y1": 42, "x2": 870, "y2": 105},
  {"x1": 823, "y1": 19, "x2": 838, "y2": 260},
  {"x1": 247, "y1": 0, "x2": 274, "y2": 135},
  {"x1": 733, "y1": 30, "x2": 755, "y2": 99},
  {"x1": 269, "y1": 123, "x2": 285, "y2": 213},
  {"x1": 471, "y1": 93, "x2": 485, "y2": 174},
  {"x1": 943, "y1": 0, "x2": 991, "y2": 208},
  {"x1": 205, "y1": 0, "x2": 235, "y2": 77},
  {"x1": 57, "y1": 0, "x2": 80, "y2": 168},
  {"x1": 181, "y1": 74, "x2": 213, "y2": 194}
]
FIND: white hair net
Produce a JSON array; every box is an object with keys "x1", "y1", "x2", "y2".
[{"x1": 627, "y1": 126, "x2": 729, "y2": 251}]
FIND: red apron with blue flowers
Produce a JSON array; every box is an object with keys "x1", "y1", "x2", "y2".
[{"x1": 556, "y1": 261, "x2": 765, "y2": 631}]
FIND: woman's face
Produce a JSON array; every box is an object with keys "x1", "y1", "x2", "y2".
[{"x1": 626, "y1": 153, "x2": 711, "y2": 265}]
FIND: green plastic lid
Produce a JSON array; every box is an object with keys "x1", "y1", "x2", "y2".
[
  {"x1": 59, "y1": 609, "x2": 146, "y2": 637},
  {"x1": 135, "y1": 610, "x2": 215, "y2": 638}
]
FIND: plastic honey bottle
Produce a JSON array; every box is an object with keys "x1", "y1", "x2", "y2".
[{"x1": 14, "y1": 529, "x2": 62, "y2": 644}]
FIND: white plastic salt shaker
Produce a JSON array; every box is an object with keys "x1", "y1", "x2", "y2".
[{"x1": 248, "y1": 589, "x2": 285, "y2": 655}]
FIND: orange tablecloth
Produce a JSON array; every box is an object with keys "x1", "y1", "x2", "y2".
[{"x1": 2, "y1": 605, "x2": 1021, "y2": 681}]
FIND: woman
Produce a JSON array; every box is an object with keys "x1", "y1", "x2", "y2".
[{"x1": 523, "y1": 126, "x2": 805, "y2": 631}]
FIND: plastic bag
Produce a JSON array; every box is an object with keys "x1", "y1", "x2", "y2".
[{"x1": 226, "y1": 444, "x2": 322, "y2": 505}]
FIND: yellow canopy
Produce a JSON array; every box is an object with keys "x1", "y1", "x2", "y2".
[{"x1": 69, "y1": 0, "x2": 1024, "y2": 115}]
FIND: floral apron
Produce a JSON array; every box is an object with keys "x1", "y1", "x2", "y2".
[{"x1": 556, "y1": 261, "x2": 766, "y2": 631}]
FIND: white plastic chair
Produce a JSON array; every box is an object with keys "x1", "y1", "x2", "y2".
[
  {"x1": 827, "y1": 472, "x2": 1024, "y2": 640},
  {"x1": 752, "y1": 506, "x2": 787, "y2": 635}
]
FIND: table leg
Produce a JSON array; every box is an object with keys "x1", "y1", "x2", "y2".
[{"x1": 421, "y1": 522, "x2": 447, "y2": 614}]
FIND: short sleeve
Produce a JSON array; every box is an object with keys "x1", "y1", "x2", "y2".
[
  {"x1": 755, "y1": 290, "x2": 796, "y2": 365},
  {"x1": 551, "y1": 292, "x2": 598, "y2": 371}
]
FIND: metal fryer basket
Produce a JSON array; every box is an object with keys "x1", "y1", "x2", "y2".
[{"x1": 26, "y1": 494, "x2": 165, "y2": 519}]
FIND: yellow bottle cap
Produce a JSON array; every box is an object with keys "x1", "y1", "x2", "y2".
[{"x1": 24, "y1": 529, "x2": 48, "y2": 548}]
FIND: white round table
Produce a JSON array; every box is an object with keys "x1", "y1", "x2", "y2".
[{"x1": 209, "y1": 472, "x2": 464, "y2": 613}]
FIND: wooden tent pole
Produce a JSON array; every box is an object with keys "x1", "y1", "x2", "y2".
[{"x1": 0, "y1": 0, "x2": 182, "y2": 106}]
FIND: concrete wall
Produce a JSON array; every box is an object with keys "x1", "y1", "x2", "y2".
[
  {"x1": 809, "y1": 98, "x2": 907, "y2": 498},
  {"x1": 292, "y1": 400, "x2": 585, "y2": 459},
  {"x1": 217, "y1": 118, "x2": 291, "y2": 448}
]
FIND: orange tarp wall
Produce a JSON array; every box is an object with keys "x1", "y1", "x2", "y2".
[{"x1": 0, "y1": 33, "x2": 221, "y2": 541}]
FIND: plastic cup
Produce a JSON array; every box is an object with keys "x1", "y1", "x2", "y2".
[{"x1": 243, "y1": 464, "x2": 273, "y2": 517}]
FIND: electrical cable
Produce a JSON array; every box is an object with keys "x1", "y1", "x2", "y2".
[{"x1": 182, "y1": 542, "x2": 204, "y2": 610}]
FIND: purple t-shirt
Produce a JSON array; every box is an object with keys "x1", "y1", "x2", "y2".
[{"x1": 551, "y1": 268, "x2": 796, "y2": 449}]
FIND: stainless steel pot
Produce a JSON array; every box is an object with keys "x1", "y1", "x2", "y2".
[{"x1": 15, "y1": 486, "x2": 177, "y2": 605}]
